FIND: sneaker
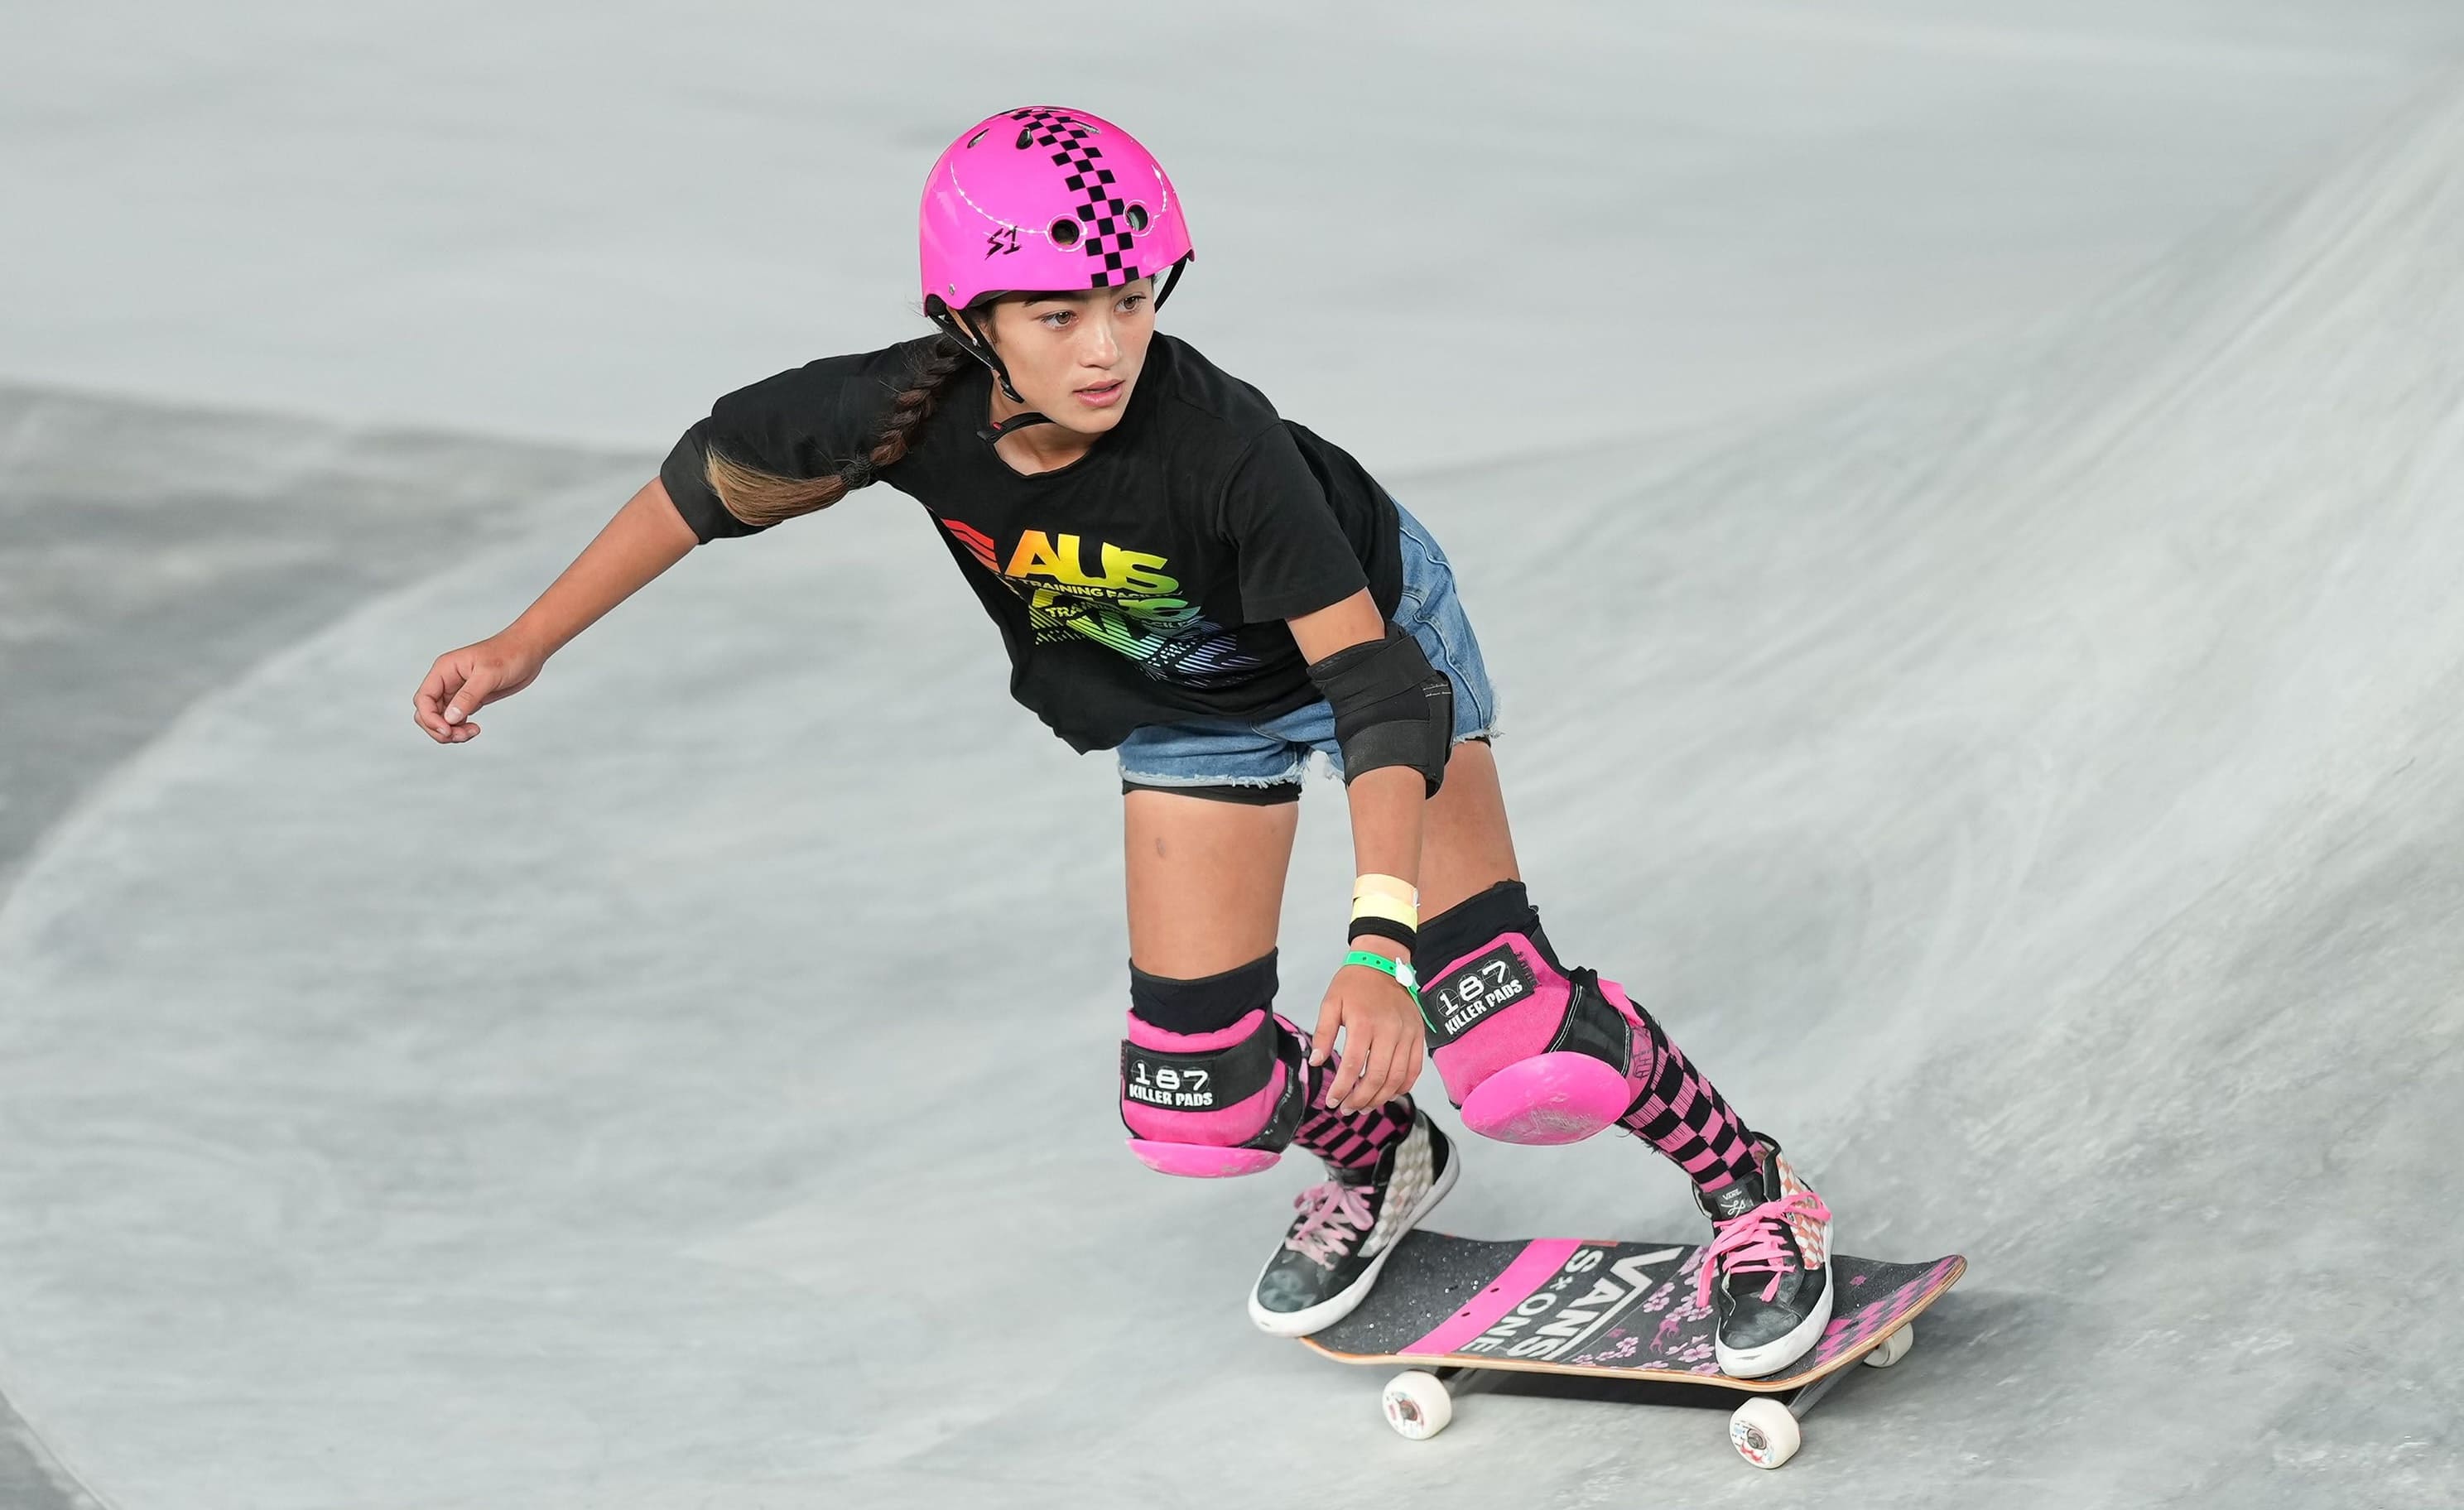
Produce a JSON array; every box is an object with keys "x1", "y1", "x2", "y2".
[
  {"x1": 1247, "y1": 1104, "x2": 1458, "y2": 1337},
  {"x1": 1692, "y1": 1135, "x2": 1835, "y2": 1378}
]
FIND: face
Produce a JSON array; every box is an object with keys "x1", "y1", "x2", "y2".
[{"x1": 979, "y1": 278, "x2": 1156, "y2": 434}]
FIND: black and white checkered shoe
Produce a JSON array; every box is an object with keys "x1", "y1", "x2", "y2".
[
  {"x1": 1246, "y1": 1104, "x2": 1457, "y2": 1337},
  {"x1": 1693, "y1": 1135, "x2": 1836, "y2": 1378}
]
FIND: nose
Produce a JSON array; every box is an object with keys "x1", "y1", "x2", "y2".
[{"x1": 1079, "y1": 308, "x2": 1121, "y2": 368}]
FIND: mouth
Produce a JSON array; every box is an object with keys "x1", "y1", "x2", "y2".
[{"x1": 1073, "y1": 379, "x2": 1126, "y2": 408}]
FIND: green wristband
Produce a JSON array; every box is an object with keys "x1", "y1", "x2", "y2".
[{"x1": 1343, "y1": 948, "x2": 1422, "y2": 1007}]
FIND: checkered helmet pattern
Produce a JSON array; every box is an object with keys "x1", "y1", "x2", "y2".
[
  {"x1": 1013, "y1": 107, "x2": 1143, "y2": 286},
  {"x1": 918, "y1": 105, "x2": 1196, "y2": 311}
]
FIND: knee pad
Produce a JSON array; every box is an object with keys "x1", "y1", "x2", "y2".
[
  {"x1": 1422, "y1": 929, "x2": 1653, "y2": 1146},
  {"x1": 1120, "y1": 1009, "x2": 1310, "y2": 1176},
  {"x1": 1120, "y1": 955, "x2": 1311, "y2": 1177}
]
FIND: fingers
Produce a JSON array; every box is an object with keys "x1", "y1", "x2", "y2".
[
  {"x1": 1364, "y1": 1027, "x2": 1421, "y2": 1111},
  {"x1": 1323, "y1": 976, "x2": 1432, "y2": 1113},
  {"x1": 1340, "y1": 1017, "x2": 1387, "y2": 1114},
  {"x1": 1361, "y1": 1029, "x2": 1407, "y2": 1111},
  {"x1": 411, "y1": 655, "x2": 495, "y2": 743},
  {"x1": 1326, "y1": 998, "x2": 1420, "y2": 1114},
  {"x1": 445, "y1": 666, "x2": 499, "y2": 728},
  {"x1": 1311, "y1": 995, "x2": 1342, "y2": 1069},
  {"x1": 411, "y1": 707, "x2": 481, "y2": 742},
  {"x1": 1328, "y1": 1019, "x2": 1373, "y2": 1113},
  {"x1": 1334, "y1": 1032, "x2": 1388, "y2": 1115},
  {"x1": 412, "y1": 661, "x2": 461, "y2": 738},
  {"x1": 1384, "y1": 1046, "x2": 1422, "y2": 1104}
]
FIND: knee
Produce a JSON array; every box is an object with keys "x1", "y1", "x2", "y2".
[
  {"x1": 1417, "y1": 882, "x2": 1648, "y2": 1146},
  {"x1": 1119, "y1": 950, "x2": 1307, "y2": 1176}
]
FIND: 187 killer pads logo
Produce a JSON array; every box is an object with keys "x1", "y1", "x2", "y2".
[
  {"x1": 1423, "y1": 943, "x2": 1539, "y2": 1047},
  {"x1": 1123, "y1": 1053, "x2": 1216, "y2": 1110},
  {"x1": 1120, "y1": 1024, "x2": 1276, "y2": 1113},
  {"x1": 1461, "y1": 1246, "x2": 1687, "y2": 1359}
]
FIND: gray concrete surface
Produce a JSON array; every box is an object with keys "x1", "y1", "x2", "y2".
[
  {"x1": 5, "y1": 7, "x2": 2464, "y2": 1508},
  {"x1": 9, "y1": 1, "x2": 2464, "y2": 466},
  {"x1": 0, "y1": 387, "x2": 638, "y2": 1508}
]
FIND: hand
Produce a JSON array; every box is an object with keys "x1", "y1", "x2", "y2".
[
  {"x1": 412, "y1": 634, "x2": 547, "y2": 743},
  {"x1": 1310, "y1": 942, "x2": 1427, "y2": 1114}
]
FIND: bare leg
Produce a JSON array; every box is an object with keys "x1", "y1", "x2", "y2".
[
  {"x1": 1420, "y1": 738, "x2": 1520, "y2": 918},
  {"x1": 1122, "y1": 789, "x2": 1298, "y2": 975},
  {"x1": 1127, "y1": 737, "x2": 1512, "y2": 953}
]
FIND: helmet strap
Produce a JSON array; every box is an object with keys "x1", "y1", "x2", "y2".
[
  {"x1": 977, "y1": 407, "x2": 1056, "y2": 444},
  {"x1": 926, "y1": 301, "x2": 1027, "y2": 405},
  {"x1": 1153, "y1": 253, "x2": 1191, "y2": 310},
  {"x1": 925, "y1": 298, "x2": 1056, "y2": 443}
]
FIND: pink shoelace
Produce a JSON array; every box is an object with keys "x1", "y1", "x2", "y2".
[
  {"x1": 1695, "y1": 1188, "x2": 1833, "y2": 1309},
  {"x1": 1284, "y1": 1179, "x2": 1377, "y2": 1267}
]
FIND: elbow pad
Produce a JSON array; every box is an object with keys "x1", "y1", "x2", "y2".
[{"x1": 1306, "y1": 623, "x2": 1456, "y2": 798}]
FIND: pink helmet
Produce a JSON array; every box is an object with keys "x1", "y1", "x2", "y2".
[{"x1": 919, "y1": 106, "x2": 1195, "y2": 403}]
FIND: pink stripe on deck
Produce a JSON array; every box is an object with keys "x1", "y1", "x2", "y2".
[{"x1": 1405, "y1": 1239, "x2": 1586, "y2": 1356}]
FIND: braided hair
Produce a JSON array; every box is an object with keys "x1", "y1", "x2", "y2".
[{"x1": 702, "y1": 335, "x2": 972, "y2": 531}]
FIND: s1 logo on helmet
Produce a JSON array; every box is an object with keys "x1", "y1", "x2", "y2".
[{"x1": 984, "y1": 226, "x2": 1021, "y2": 258}]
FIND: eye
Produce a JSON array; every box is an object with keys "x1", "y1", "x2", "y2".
[
  {"x1": 1118, "y1": 292, "x2": 1149, "y2": 313},
  {"x1": 1038, "y1": 309, "x2": 1074, "y2": 329}
]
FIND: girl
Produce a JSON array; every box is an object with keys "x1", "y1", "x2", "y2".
[{"x1": 411, "y1": 106, "x2": 1836, "y2": 1379}]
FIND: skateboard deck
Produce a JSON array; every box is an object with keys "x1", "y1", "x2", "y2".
[{"x1": 1298, "y1": 1229, "x2": 1965, "y2": 1465}]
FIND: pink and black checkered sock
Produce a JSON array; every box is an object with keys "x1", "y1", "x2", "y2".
[
  {"x1": 1615, "y1": 1002, "x2": 1760, "y2": 1194},
  {"x1": 1292, "y1": 1044, "x2": 1416, "y2": 1170},
  {"x1": 1294, "y1": 1097, "x2": 1413, "y2": 1170}
]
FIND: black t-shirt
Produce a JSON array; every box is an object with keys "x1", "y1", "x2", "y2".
[{"x1": 659, "y1": 333, "x2": 1403, "y2": 753}]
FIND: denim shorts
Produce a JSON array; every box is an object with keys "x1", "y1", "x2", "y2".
[{"x1": 1116, "y1": 498, "x2": 1502, "y2": 802}]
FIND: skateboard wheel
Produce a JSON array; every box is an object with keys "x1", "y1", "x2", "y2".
[
  {"x1": 1380, "y1": 1370, "x2": 1452, "y2": 1440},
  {"x1": 1730, "y1": 1398, "x2": 1800, "y2": 1469},
  {"x1": 1864, "y1": 1324, "x2": 1914, "y2": 1368}
]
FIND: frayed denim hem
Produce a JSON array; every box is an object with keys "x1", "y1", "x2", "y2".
[{"x1": 1117, "y1": 765, "x2": 1310, "y2": 788}]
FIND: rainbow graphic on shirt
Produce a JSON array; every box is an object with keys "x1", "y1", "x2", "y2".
[{"x1": 939, "y1": 517, "x2": 1265, "y2": 686}]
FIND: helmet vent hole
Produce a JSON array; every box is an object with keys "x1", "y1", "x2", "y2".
[
  {"x1": 1016, "y1": 127, "x2": 1037, "y2": 149},
  {"x1": 1048, "y1": 219, "x2": 1082, "y2": 248},
  {"x1": 1124, "y1": 203, "x2": 1150, "y2": 233}
]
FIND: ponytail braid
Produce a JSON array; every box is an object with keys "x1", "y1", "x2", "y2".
[{"x1": 704, "y1": 336, "x2": 971, "y2": 530}]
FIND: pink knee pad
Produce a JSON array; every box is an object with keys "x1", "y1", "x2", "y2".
[
  {"x1": 1120, "y1": 1008, "x2": 1309, "y2": 1176},
  {"x1": 1423, "y1": 931, "x2": 1648, "y2": 1145}
]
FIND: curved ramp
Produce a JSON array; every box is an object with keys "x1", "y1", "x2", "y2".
[{"x1": 3, "y1": 70, "x2": 2463, "y2": 1510}]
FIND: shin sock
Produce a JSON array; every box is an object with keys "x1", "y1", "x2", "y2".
[
  {"x1": 1295, "y1": 1094, "x2": 1415, "y2": 1171},
  {"x1": 1611, "y1": 988, "x2": 1760, "y2": 1194}
]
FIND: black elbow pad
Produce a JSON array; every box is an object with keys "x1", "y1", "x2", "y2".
[{"x1": 1305, "y1": 623, "x2": 1455, "y2": 798}]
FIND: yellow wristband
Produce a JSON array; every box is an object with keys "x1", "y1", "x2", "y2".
[
  {"x1": 1353, "y1": 873, "x2": 1420, "y2": 908},
  {"x1": 1350, "y1": 892, "x2": 1421, "y2": 930}
]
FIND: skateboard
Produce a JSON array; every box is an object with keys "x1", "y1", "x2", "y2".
[{"x1": 1297, "y1": 1229, "x2": 1966, "y2": 1468}]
